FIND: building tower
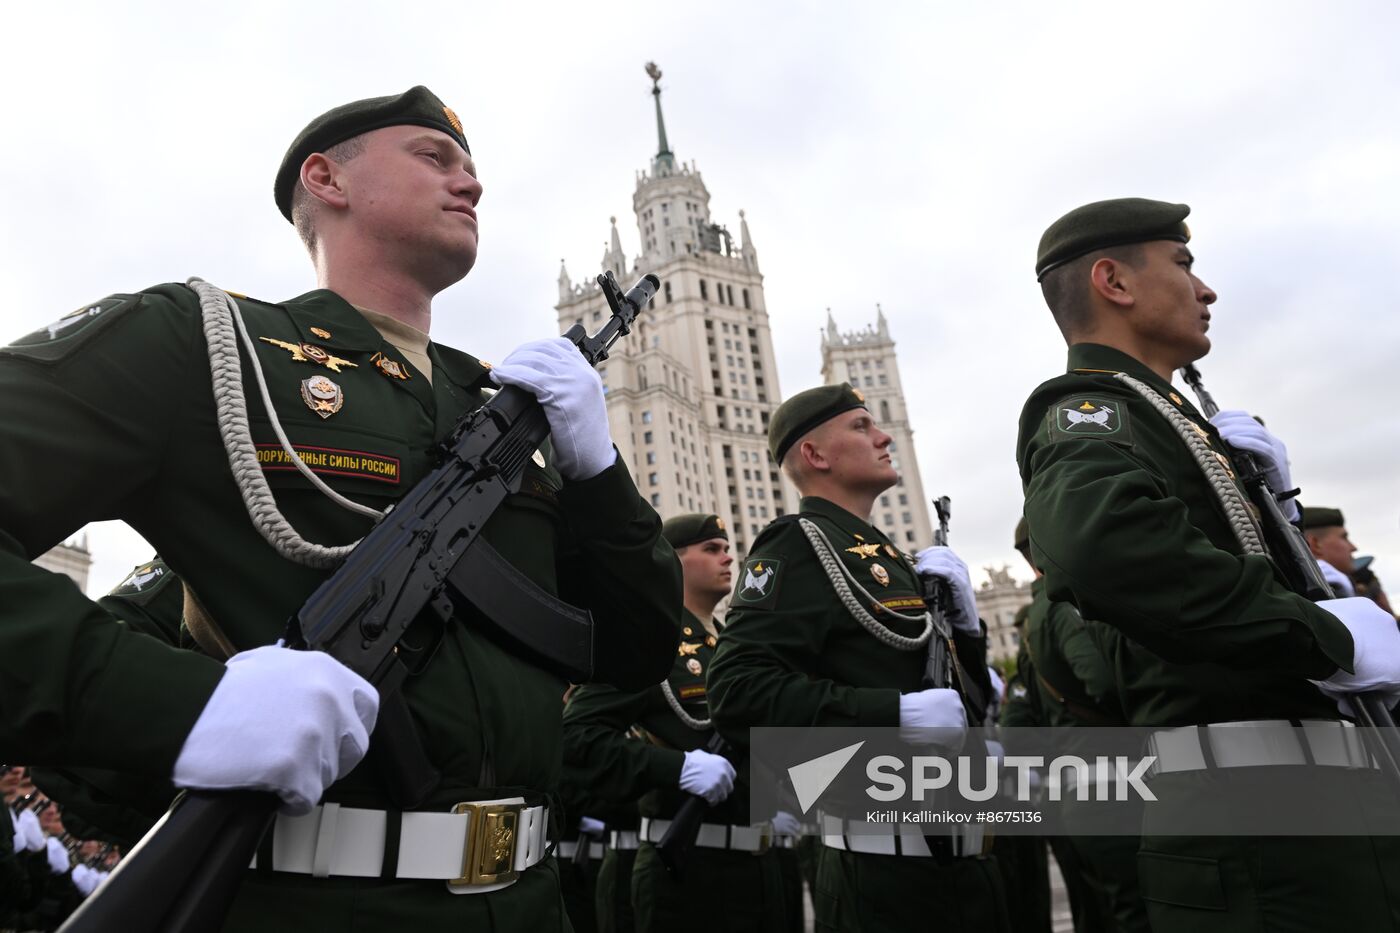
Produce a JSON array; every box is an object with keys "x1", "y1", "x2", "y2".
[
  {"x1": 34, "y1": 533, "x2": 92, "y2": 593},
  {"x1": 555, "y1": 63, "x2": 798, "y2": 556},
  {"x1": 820, "y1": 307, "x2": 934, "y2": 549}
]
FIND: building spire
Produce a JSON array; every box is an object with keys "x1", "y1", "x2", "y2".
[
  {"x1": 645, "y1": 61, "x2": 675, "y2": 173},
  {"x1": 739, "y1": 208, "x2": 759, "y2": 272}
]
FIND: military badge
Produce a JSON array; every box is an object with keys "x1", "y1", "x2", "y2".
[
  {"x1": 686, "y1": 659, "x2": 703, "y2": 676},
  {"x1": 706, "y1": 635, "x2": 717, "y2": 647},
  {"x1": 845, "y1": 542, "x2": 882, "y2": 560},
  {"x1": 715, "y1": 518, "x2": 726, "y2": 531},
  {"x1": 1169, "y1": 392, "x2": 1184, "y2": 406},
  {"x1": 443, "y1": 105, "x2": 464, "y2": 136},
  {"x1": 678, "y1": 641, "x2": 700, "y2": 657},
  {"x1": 852, "y1": 387, "x2": 865, "y2": 402},
  {"x1": 310, "y1": 327, "x2": 332, "y2": 339},
  {"x1": 683, "y1": 627, "x2": 694, "y2": 636},
  {"x1": 118, "y1": 563, "x2": 165, "y2": 593},
  {"x1": 870, "y1": 563, "x2": 890, "y2": 587},
  {"x1": 735, "y1": 558, "x2": 782, "y2": 609},
  {"x1": 261, "y1": 337, "x2": 358, "y2": 373},
  {"x1": 1049, "y1": 397, "x2": 1132, "y2": 444},
  {"x1": 301, "y1": 375, "x2": 344, "y2": 419},
  {"x1": 371, "y1": 352, "x2": 411, "y2": 381},
  {"x1": 884, "y1": 544, "x2": 899, "y2": 559}
]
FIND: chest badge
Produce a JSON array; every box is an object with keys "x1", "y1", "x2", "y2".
[
  {"x1": 705, "y1": 635, "x2": 717, "y2": 647},
  {"x1": 301, "y1": 375, "x2": 345, "y2": 419},
  {"x1": 884, "y1": 544, "x2": 899, "y2": 559},
  {"x1": 1169, "y1": 392, "x2": 1184, "y2": 406},
  {"x1": 686, "y1": 659, "x2": 703, "y2": 676},
  {"x1": 260, "y1": 337, "x2": 358, "y2": 373},
  {"x1": 870, "y1": 563, "x2": 890, "y2": 587},
  {"x1": 678, "y1": 641, "x2": 700, "y2": 657},
  {"x1": 310, "y1": 327, "x2": 332, "y2": 339},
  {"x1": 371, "y1": 352, "x2": 412, "y2": 381},
  {"x1": 845, "y1": 542, "x2": 882, "y2": 560}
]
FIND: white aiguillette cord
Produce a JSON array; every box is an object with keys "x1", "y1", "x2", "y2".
[{"x1": 188, "y1": 277, "x2": 384, "y2": 569}]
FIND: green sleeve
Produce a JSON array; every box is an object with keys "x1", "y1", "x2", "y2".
[
  {"x1": 0, "y1": 290, "x2": 225, "y2": 773},
  {"x1": 561, "y1": 683, "x2": 685, "y2": 804},
  {"x1": 1023, "y1": 436, "x2": 1351, "y2": 679},
  {"x1": 1052, "y1": 605, "x2": 1119, "y2": 705},
  {"x1": 707, "y1": 524, "x2": 900, "y2": 751},
  {"x1": 556, "y1": 454, "x2": 683, "y2": 691}
]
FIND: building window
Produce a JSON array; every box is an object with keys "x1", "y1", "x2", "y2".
[
  {"x1": 664, "y1": 281, "x2": 673, "y2": 304},
  {"x1": 742, "y1": 289, "x2": 751, "y2": 309},
  {"x1": 905, "y1": 530, "x2": 916, "y2": 543},
  {"x1": 642, "y1": 410, "x2": 653, "y2": 424},
  {"x1": 899, "y1": 494, "x2": 908, "y2": 505},
  {"x1": 643, "y1": 431, "x2": 653, "y2": 444},
  {"x1": 646, "y1": 452, "x2": 656, "y2": 465},
  {"x1": 651, "y1": 493, "x2": 661, "y2": 507},
  {"x1": 648, "y1": 473, "x2": 659, "y2": 486},
  {"x1": 699, "y1": 280, "x2": 709, "y2": 300},
  {"x1": 726, "y1": 285, "x2": 735, "y2": 305},
  {"x1": 902, "y1": 512, "x2": 912, "y2": 524},
  {"x1": 881, "y1": 496, "x2": 890, "y2": 507}
]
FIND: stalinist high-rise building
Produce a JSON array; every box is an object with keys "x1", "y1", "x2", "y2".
[
  {"x1": 820, "y1": 309, "x2": 933, "y2": 549},
  {"x1": 556, "y1": 64, "x2": 798, "y2": 556}
]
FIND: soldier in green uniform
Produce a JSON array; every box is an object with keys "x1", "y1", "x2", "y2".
[
  {"x1": 1013, "y1": 519, "x2": 1146, "y2": 933},
  {"x1": 1018, "y1": 198, "x2": 1400, "y2": 931},
  {"x1": 0, "y1": 86, "x2": 681, "y2": 931},
  {"x1": 707, "y1": 385, "x2": 1008, "y2": 933},
  {"x1": 562, "y1": 513, "x2": 788, "y2": 932}
]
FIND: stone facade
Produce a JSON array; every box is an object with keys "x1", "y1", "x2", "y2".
[
  {"x1": 34, "y1": 535, "x2": 92, "y2": 594},
  {"x1": 820, "y1": 309, "x2": 934, "y2": 550},
  {"x1": 977, "y1": 564, "x2": 1033, "y2": 664}
]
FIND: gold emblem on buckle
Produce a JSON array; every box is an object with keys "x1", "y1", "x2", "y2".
[{"x1": 449, "y1": 802, "x2": 521, "y2": 887}]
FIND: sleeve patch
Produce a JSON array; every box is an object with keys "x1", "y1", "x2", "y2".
[
  {"x1": 1046, "y1": 396, "x2": 1133, "y2": 445},
  {"x1": 3, "y1": 295, "x2": 141, "y2": 363},
  {"x1": 733, "y1": 557, "x2": 783, "y2": 610}
]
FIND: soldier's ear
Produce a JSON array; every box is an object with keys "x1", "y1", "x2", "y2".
[
  {"x1": 300, "y1": 153, "x2": 349, "y2": 211},
  {"x1": 797, "y1": 439, "x2": 830, "y2": 473},
  {"x1": 1088, "y1": 257, "x2": 1135, "y2": 310}
]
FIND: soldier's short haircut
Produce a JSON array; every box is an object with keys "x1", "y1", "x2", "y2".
[
  {"x1": 1040, "y1": 244, "x2": 1144, "y2": 340},
  {"x1": 290, "y1": 136, "x2": 369, "y2": 252}
]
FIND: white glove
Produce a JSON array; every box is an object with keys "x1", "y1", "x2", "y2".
[
  {"x1": 898, "y1": 688, "x2": 968, "y2": 747},
  {"x1": 45, "y1": 836, "x2": 69, "y2": 874},
  {"x1": 1318, "y1": 560, "x2": 1356, "y2": 598},
  {"x1": 771, "y1": 810, "x2": 802, "y2": 837},
  {"x1": 1313, "y1": 597, "x2": 1400, "y2": 713},
  {"x1": 71, "y1": 863, "x2": 98, "y2": 897},
  {"x1": 986, "y1": 666, "x2": 1006, "y2": 719},
  {"x1": 913, "y1": 547, "x2": 982, "y2": 634},
  {"x1": 172, "y1": 645, "x2": 379, "y2": 815},
  {"x1": 578, "y1": 816, "x2": 606, "y2": 836},
  {"x1": 1210, "y1": 410, "x2": 1298, "y2": 521},
  {"x1": 490, "y1": 337, "x2": 615, "y2": 481},
  {"x1": 15, "y1": 809, "x2": 45, "y2": 852},
  {"x1": 679, "y1": 749, "x2": 736, "y2": 806}
]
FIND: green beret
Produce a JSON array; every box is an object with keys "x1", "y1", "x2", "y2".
[
  {"x1": 1014, "y1": 517, "x2": 1030, "y2": 553},
  {"x1": 275, "y1": 85, "x2": 470, "y2": 223},
  {"x1": 1302, "y1": 506, "x2": 1345, "y2": 530},
  {"x1": 1036, "y1": 198, "x2": 1191, "y2": 280},
  {"x1": 662, "y1": 513, "x2": 728, "y2": 549},
  {"x1": 769, "y1": 383, "x2": 869, "y2": 465}
]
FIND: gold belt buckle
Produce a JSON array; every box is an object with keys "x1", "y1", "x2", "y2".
[{"x1": 449, "y1": 802, "x2": 522, "y2": 888}]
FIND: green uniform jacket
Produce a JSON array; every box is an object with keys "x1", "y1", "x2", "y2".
[
  {"x1": 709, "y1": 497, "x2": 991, "y2": 743},
  {"x1": 1016, "y1": 343, "x2": 1350, "y2": 726},
  {"x1": 562, "y1": 610, "x2": 737, "y2": 822},
  {"x1": 1023, "y1": 579, "x2": 1124, "y2": 727},
  {"x1": 0, "y1": 284, "x2": 680, "y2": 823}
]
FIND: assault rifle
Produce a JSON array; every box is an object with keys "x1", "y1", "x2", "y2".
[
  {"x1": 61, "y1": 271, "x2": 660, "y2": 933},
  {"x1": 1179, "y1": 364, "x2": 1400, "y2": 783},
  {"x1": 921, "y1": 496, "x2": 954, "y2": 691},
  {"x1": 656, "y1": 732, "x2": 731, "y2": 879}
]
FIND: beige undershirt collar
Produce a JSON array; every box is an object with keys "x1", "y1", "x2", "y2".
[{"x1": 353, "y1": 305, "x2": 433, "y2": 385}]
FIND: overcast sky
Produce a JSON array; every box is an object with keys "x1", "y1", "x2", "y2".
[{"x1": 3, "y1": 0, "x2": 1397, "y2": 597}]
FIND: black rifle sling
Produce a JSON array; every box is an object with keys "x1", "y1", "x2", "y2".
[{"x1": 445, "y1": 537, "x2": 595, "y2": 683}]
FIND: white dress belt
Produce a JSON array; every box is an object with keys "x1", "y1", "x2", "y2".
[
  {"x1": 818, "y1": 812, "x2": 984, "y2": 858},
  {"x1": 248, "y1": 798, "x2": 550, "y2": 894},
  {"x1": 609, "y1": 830, "x2": 640, "y2": 851},
  {"x1": 1148, "y1": 720, "x2": 1376, "y2": 775},
  {"x1": 638, "y1": 817, "x2": 768, "y2": 852},
  {"x1": 557, "y1": 838, "x2": 606, "y2": 860}
]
